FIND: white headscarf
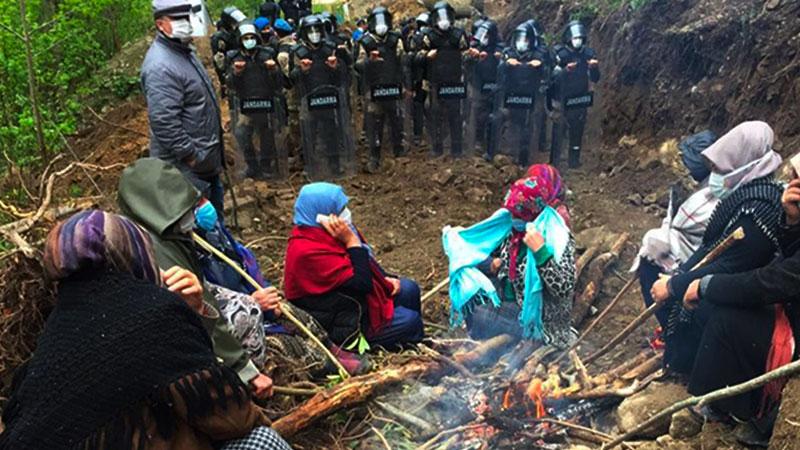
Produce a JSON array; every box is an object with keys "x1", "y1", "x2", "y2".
[{"x1": 702, "y1": 121, "x2": 782, "y2": 189}]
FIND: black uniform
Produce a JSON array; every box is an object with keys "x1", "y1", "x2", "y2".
[
  {"x1": 359, "y1": 24, "x2": 408, "y2": 169},
  {"x1": 465, "y1": 19, "x2": 502, "y2": 156},
  {"x1": 408, "y1": 16, "x2": 429, "y2": 145},
  {"x1": 291, "y1": 16, "x2": 355, "y2": 179},
  {"x1": 228, "y1": 24, "x2": 287, "y2": 178},
  {"x1": 420, "y1": 2, "x2": 468, "y2": 157},
  {"x1": 550, "y1": 21, "x2": 600, "y2": 168},
  {"x1": 489, "y1": 23, "x2": 547, "y2": 165}
]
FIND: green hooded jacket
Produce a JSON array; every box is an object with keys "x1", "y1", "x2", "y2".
[{"x1": 118, "y1": 158, "x2": 259, "y2": 383}]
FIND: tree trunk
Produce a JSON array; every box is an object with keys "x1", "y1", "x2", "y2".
[{"x1": 18, "y1": 0, "x2": 47, "y2": 160}]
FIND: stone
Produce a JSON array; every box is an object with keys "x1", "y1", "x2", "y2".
[
  {"x1": 669, "y1": 409, "x2": 702, "y2": 439},
  {"x1": 644, "y1": 192, "x2": 659, "y2": 205},
  {"x1": 627, "y1": 193, "x2": 643, "y2": 206},
  {"x1": 617, "y1": 382, "x2": 690, "y2": 438},
  {"x1": 492, "y1": 154, "x2": 514, "y2": 168},
  {"x1": 618, "y1": 135, "x2": 639, "y2": 149},
  {"x1": 432, "y1": 169, "x2": 455, "y2": 186}
]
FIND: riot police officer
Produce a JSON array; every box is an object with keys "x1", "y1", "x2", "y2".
[
  {"x1": 357, "y1": 7, "x2": 409, "y2": 172},
  {"x1": 550, "y1": 20, "x2": 600, "y2": 168},
  {"x1": 521, "y1": 18, "x2": 551, "y2": 154},
  {"x1": 419, "y1": 2, "x2": 469, "y2": 157},
  {"x1": 489, "y1": 23, "x2": 548, "y2": 166},
  {"x1": 228, "y1": 21, "x2": 288, "y2": 179},
  {"x1": 212, "y1": 7, "x2": 246, "y2": 129},
  {"x1": 464, "y1": 18, "x2": 502, "y2": 156},
  {"x1": 408, "y1": 12, "x2": 430, "y2": 146},
  {"x1": 290, "y1": 15, "x2": 356, "y2": 179}
]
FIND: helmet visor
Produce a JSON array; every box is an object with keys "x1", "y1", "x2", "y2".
[
  {"x1": 307, "y1": 25, "x2": 323, "y2": 43},
  {"x1": 514, "y1": 32, "x2": 529, "y2": 53},
  {"x1": 474, "y1": 26, "x2": 489, "y2": 45},
  {"x1": 436, "y1": 9, "x2": 451, "y2": 30},
  {"x1": 373, "y1": 13, "x2": 388, "y2": 35}
]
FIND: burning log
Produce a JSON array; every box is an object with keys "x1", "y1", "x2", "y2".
[
  {"x1": 569, "y1": 350, "x2": 594, "y2": 390},
  {"x1": 271, "y1": 334, "x2": 516, "y2": 437},
  {"x1": 571, "y1": 233, "x2": 630, "y2": 327},
  {"x1": 621, "y1": 354, "x2": 663, "y2": 381},
  {"x1": 590, "y1": 349, "x2": 655, "y2": 386}
]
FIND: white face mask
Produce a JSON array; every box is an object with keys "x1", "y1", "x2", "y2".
[
  {"x1": 571, "y1": 36, "x2": 583, "y2": 49},
  {"x1": 708, "y1": 172, "x2": 729, "y2": 199},
  {"x1": 242, "y1": 38, "x2": 257, "y2": 49},
  {"x1": 308, "y1": 29, "x2": 322, "y2": 44},
  {"x1": 375, "y1": 23, "x2": 388, "y2": 36},
  {"x1": 169, "y1": 18, "x2": 194, "y2": 42},
  {"x1": 437, "y1": 18, "x2": 450, "y2": 31},
  {"x1": 515, "y1": 36, "x2": 529, "y2": 53}
]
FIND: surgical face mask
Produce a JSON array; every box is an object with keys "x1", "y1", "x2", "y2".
[
  {"x1": 571, "y1": 36, "x2": 584, "y2": 49},
  {"x1": 176, "y1": 210, "x2": 196, "y2": 235},
  {"x1": 169, "y1": 18, "x2": 194, "y2": 42},
  {"x1": 436, "y1": 9, "x2": 451, "y2": 31},
  {"x1": 242, "y1": 37, "x2": 257, "y2": 49},
  {"x1": 708, "y1": 172, "x2": 729, "y2": 199},
  {"x1": 195, "y1": 201, "x2": 218, "y2": 231},
  {"x1": 512, "y1": 219, "x2": 527, "y2": 232},
  {"x1": 307, "y1": 28, "x2": 322, "y2": 44},
  {"x1": 515, "y1": 36, "x2": 529, "y2": 53},
  {"x1": 339, "y1": 207, "x2": 352, "y2": 224}
]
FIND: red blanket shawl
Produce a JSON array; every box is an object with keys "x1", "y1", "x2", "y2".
[
  {"x1": 760, "y1": 304, "x2": 795, "y2": 416},
  {"x1": 283, "y1": 226, "x2": 394, "y2": 334}
]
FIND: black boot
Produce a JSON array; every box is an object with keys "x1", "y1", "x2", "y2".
[{"x1": 568, "y1": 146, "x2": 581, "y2": 168}]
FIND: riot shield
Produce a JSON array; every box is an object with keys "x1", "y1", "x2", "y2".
[
  {"x1": 299, "y1": 84, "x2": 357, "y2": 180},
  {"x1": 490, "y1": 86, "x2": 537, "y2": 165},
  {"x1": 239, "y1": 96, "x2": 289, "y2": 179},
  {"x1": 465, "y1": 79, "x2": 498, "y2": 156}
]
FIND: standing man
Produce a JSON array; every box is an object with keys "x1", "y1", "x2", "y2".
[
  {"x1": 419, "y1": 1, "x2": 469, "y2": 157},
  {"x1": 464, "y1": 18, "x2": 502, "y2": 157},
  {"x1": 228, "y1": 21, "x2": 288, "y2": 179},
  {"x1": 142, "y1": 0, "x2": 226, "y2": 215},
  {"x1": 211, "y1": 6, "x2": 247, "y2": 134},
  {"x1": 357, "y1": 7, "x2": 409, "y2": 172},
  {"x1": 408, "y1": 12, "x2": 430, "y2": 147},
  {"x1": 550, "y1": 20, "x2": 600, "y2": 168}
]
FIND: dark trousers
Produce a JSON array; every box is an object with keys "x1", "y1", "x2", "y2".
[
  {"x1": 466, "y1": 300, "x2": 524, "y2": 340},
  {"x1": 688, "y1": 306, "x2": 775, "y2": 420},
  {"x1": 412, "y1": 88, "x2": 426, "y2": 142},
  {"x1": 369, "y1": 278, "x2": 425, "y2": 349},
  {"x1": 428, "y1": 91, "x2": 463, "y2": 156},
  {"x1": 637, "y1": 258, "x2": 671, "y2": 328},
  {"x1": 202, "y1": 174, "x2": 225, "y2": 219},
  {"x1": 234, "y1": 112, "x2": 278, "y2": 176},
  {"x1": 366, "y1": 99, "x2": 404, "y2": 160},
  {"x1": 550, "y1": 106, "x2": 587, "y2": 168}
]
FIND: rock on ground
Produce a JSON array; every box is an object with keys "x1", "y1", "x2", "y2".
[
  {"x1": 769, "y1": 377, "x2": 800, "y2": 449},
  {"x1": 617, "y1": 381, "x2": 690, "y2": 438}
]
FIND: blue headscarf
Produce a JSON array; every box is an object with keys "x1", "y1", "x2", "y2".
[
  {"x1": 254, "y1": 16, "x2": 270, "y2": 31},
  {"x1": 293, "y1": 182, "x2": 349, "y2": 227}
]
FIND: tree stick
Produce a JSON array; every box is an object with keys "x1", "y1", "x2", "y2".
[
  {"x1": 373, "y1": 400, "x2": 437, "y2": 436},
  {"x1": 555, "y1": 276, "x2": 636, "y2": 364},
  {"x1": 273, "y1": 386, "x2": 321, "y2": 396},
  {"x1": 86, "y1": 105, "x2": 147, "y2": 137},
  {"x1": 421, "y1": 277, "x2": 450, "y2": 303},
  {"x1": 585, "y1": 226, "x2": 745, "y2": 365},
  {"x1": 575, "y1": 244, "x2": 599, "y2": 280},
  {"x1": 191, "y1": 232, "x2": 350, "y2": 380},
  {"x1": 602, "y1": 359, "x2": 800, "y2": 449}
]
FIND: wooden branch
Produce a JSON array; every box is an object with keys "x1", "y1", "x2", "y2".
[
  {"x1": 273, "y1": 386, "x2": 321, "y2": 396},
  {"x1": 575, "y1": 244, "x2": 599, "y2": 280},
  {"x1": 621, "y1": 353, "x2": 662, "y2": 381},
  {"x1": 371, "y1": 426, "x2": 392, "y2": 450},
  {"x1": 602, "y1": 359, "x2": 800, "y2": 449},
  {"x1": 554, "y1": 276, "x2": 636, "y2": 364},
  {"x1": 421, "y1": 277, "x2": 450, "y2": 303},
  {"x1": 271, "y1": 335, "x2": 515, "y2": 437},
  {"x1": 373, "y1": 400, "x2": 437, "y2": 436},
  {"x1": 536, "y1": 418, "x2": 634, "y2": 450},
  {"x1": 572, "y1": 233, "x2": 630, "y2": 327},
  {"x1": 86, "y1": 106, "x2": 148, "y2": 137},
  {"x1": 591, "y1": 349, "x2": 654, "y2": 386},
  {"x1": 569, "y1": 350, "x2": 594, "y2": 390}
]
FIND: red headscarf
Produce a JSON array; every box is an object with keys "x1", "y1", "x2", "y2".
[
  {"x1": 503, "y1": 165, "x2": 570, "y2": 279},
  {"x1": 283, "y1": 226, "x2": 395, "y2": 335}
]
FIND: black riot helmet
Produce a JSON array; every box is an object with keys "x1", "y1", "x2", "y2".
[
  {"x1": 510, "y1": 23, "x2": 535, "y2": 54},
  {"x1": 319, "y1": 11, "x2": 337, "y2": 36},
  {"x1": 368, "y1": 7, "x2": 392, "y2": 37},
  {"x1": 472, "y1": 18, "x2": 498, "y2": 49},
  {"x1": 523, "y1": 19, "x2": 544, "y2": 41},
  {"x1": 299, "y1": 14, "x2": 325, "y2": 46},
  {"x1": 258, "y1": 1, "x2": 279, "y2": 24},
  {"x1": 415, "y1": 12, "x2": 430, "y2": 29},
  {"x1": 221, "y1": 6, "x2": 246, "y2": 30},
  {"x1": 562, "y1": 20, "x2": 587, "y2": 50},
  {"x1": 431, "y1": 1, "x2": 455, "y2": 32}
]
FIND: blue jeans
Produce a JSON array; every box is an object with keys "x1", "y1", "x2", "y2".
[{"x1": 368, "y1": 278, "x2": 424, "y2": 349}]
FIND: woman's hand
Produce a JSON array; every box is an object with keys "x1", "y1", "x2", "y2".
[
  {"x1": 249, "y1": 373, "x2": 274, "y2": 399},
  {"x1": 781, "y1": 179, "x2": 800, "y2": 226},
  {"x1": 321, "y1": 214, "x2": 361, "y2": 248},
  {"x1": 523, "y1": 230, "x2": 545, "y2": 252},
  {"x1": 162, "y1": 266, "x2": 204, "y2": 314},
  {"x1": 385, "y1": 277, "x2": 401, "y2": 296},
  {"x1": 490, "y1": 258, "x2": 502, "y2": 274},
  {"x1": 683, "y1": 279, "x2": 701, "y2": 310},
  {"x1": 650, "y1": 275, "x2": 671, "y2": 304},
  {"x1": 252, "y1": 286, "x2": 282, "y2": 317}
]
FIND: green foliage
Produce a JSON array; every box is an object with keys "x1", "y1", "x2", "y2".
[
  {"x1": 569, "y1": 0, "x2": 652, "y2": 21},
  {"x1": 0, "y1": 0, "x2": 152, "y2": 166}
]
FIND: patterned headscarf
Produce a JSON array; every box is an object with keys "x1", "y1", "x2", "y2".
[
  {"x1": 503, "y1": 165, "x2": 570, "y2": 279},
  {"x1": 44, "y1": 210, "x2": 161, "y2": 285}
]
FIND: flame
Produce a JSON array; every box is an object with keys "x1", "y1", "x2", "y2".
[
  {"x1": 502, "y1": 388, "x2": 514, "y2": 410},
  {"x1": 526, "y1": 379, "x2": 546, "y2": 418}
]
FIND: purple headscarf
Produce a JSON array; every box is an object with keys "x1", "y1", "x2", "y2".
[{"x1": 44, "y1": 210, "x2": 160, "y2": 285}]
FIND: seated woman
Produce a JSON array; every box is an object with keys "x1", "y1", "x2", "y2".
[
  {"x1": 0, "y1": 210, "x2": 291, "y2": 450},
  {"x1": 444, "y1": 165, "x2": 577, "y2": 348},
  {"x1": 284, "y1": 182, "x2": 424, "y2": 350},
  {"x1": 632, "y1": 130, "x2": 720, "y2": 330},
  {"x1": 191, "y1": 196, "x2": 360, "y2": 375},
  {"x1": 648, "y1": 121, "x2": 784, "y2": 373},
  {"x1": 679, "y1": 175, "x2": 800, "y2": 446}
]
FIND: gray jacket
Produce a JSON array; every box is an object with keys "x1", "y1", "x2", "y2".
[{"x1": 141, "y1": 34, "x2": 224, "y2": 181}]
